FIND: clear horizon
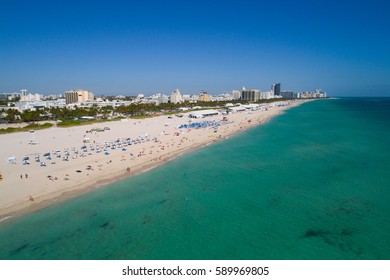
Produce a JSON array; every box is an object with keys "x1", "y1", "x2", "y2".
[{"x1": 1, "y1": 0, "x2": 389, "y2": 97}]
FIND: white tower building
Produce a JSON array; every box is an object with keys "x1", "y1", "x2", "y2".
[{"x1": 170, "y1": 88, "x2": 183, "y2": 104}]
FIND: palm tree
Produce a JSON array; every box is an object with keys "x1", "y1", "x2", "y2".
[{"x1": 6, "y1": 108, "x2": 21, "y2": 123}]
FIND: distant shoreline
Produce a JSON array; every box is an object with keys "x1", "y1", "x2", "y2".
[{"x1": 0, "y1": 100, "x2": 312, "y2": 222}]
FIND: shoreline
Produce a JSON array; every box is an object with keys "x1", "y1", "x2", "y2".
[
  {"x1": 0, "y1": 100, "x2": 311, "y2": 221},
  {"x1": 0, "y1": 140, "x2": 211, "y2": 222}
]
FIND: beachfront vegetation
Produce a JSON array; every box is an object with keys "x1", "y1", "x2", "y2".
[
  {"x1": 56, "y1": 117, "x2": 121, "y2": 127},
  {"x1": 0, "y1": 98, "x2": 292, "y2": 129},
  {"x1": 0, "y1": 123, "x2": 53, "y2": 134}
]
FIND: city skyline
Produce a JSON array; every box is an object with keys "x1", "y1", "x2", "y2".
[
  {"x1": 0, "y1": 84, "x2": 324, "y2": 98},
  {"x1": 1, "y1": 0, "x2": 389, "y2": 96}
]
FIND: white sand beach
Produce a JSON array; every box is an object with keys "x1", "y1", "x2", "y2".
[{"x1": 0, "y1": 100, "x2": 309, "y2": 219}]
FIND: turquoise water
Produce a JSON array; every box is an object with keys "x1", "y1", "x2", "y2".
[{"x1": 0, "y1": 97, "x2": 389, "y2": 259}]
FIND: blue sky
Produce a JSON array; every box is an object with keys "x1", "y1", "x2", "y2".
[{"x1": 1, "y1": 0, "x2": 389, "y2": 96}]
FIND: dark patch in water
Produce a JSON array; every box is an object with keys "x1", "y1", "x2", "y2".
[
  {"x1": 9, "y1": 243, "x2": 29, "y2": 256},
  {"x1": 322, "y1": 236, "x2": 336, "y2": 247},
  {"x1": 90, "y1": 212, "x2": 98, "y2": 218},
  {"x1": 326, "y1": 198, "x2": 372, "y2": 219},
  {"x1": 338, "y1": 243, "x2": 348, "y2": 251},
  {"x1": 142, "y1": 215, "x2": 152, "y2": 224},
  {"x1": 341, "y1": 228, "x2": 354, "y2": 236},
  {"x1": 322, "y1": 236, "x2": 355, "y2": 254},
  {"x1": 302, "y1": 227, "x2": 364, "y2": 257},
  {"x1": 268, "y1": 188, "x2": 295, "y2": 208},
  {"x1": 329, "y1": 167, "x2": 343, "y2": 174},
  {"x1": 49, "y1": 227, "x2": 83, "y2": 244},
  {"x1": 100, "y1": 221, "x2": 110, "y2": 229},
  {"x1": 302, "y1": 229, "x2": 331, "y2": 238},
  {"x1": 67, "y1": 228, "x2": 83, "y2": 238},
  {"x1": 32, "y1": 246, "x2": 41, "y2": 252},
  {"x1": 269, "y1": 196, "x2": 281, "y2": 207},
  {"x1": 40, "y1": 251, "x2": 48, "y2": 258},
  {"x1": 158, "y1": 199, "x2": 168, "y2": 205}
]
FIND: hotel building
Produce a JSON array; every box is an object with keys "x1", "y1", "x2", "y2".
[
  {"x1": 198, "y1": 90, "x2": 212, "y2": 102},
  {"x1": 65, "y1": 89, "x2": 94, "y2": 104},
  {"x1": 240, "y1": 89, "x2": 260, "y2": 102},
  {"x1": 272, "y1": 83, "x2": 281, "y2": 96},
  {"x1": 170, "y1": 89, "x2": 183, "y2": 104}
]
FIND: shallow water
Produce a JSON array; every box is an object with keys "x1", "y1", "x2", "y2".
[{"x1": 0, "y1": 97, "x2": 389, "y2": 259}]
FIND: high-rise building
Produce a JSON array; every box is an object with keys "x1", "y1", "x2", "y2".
[
  {"x1": 314, "y1": 89, "x2": 327, "y2": 98},
  {"x1": 240, "y1": 89, "x2": 260, "y2": 102},
  {"x1": 232, "y1": 90, "x2": 241, "y2": 100},
  {"x1": 152, "y1": 93, "x2": 169, "y2": 105},
  {"x1": 65, "y1": 89, "x2": 94, "y2": 104},
  {"x1": 21, "y1": 89, "x2": 28, "y2": 97},
  {"x1": 18, "y1": 89, "x2": 43, "y2": 102},
  {"x1": 0, "y1": 92, "x2": 20, "y2": 100},
  {"x1": 260, "y1": 91, "x2": 272, "y2": 99},
  {"x1": 280, "y1": 90, "x2": 294, "y2": 98},
  {"x1": 198, "y1": 90, "x2": 211, "y2": 102},
  {"x1": 170, "y1": 88, "x2": 182, "y2": 104},
  {"x1": 272, "y1": 83, "x2": 281, "y2": 96}
]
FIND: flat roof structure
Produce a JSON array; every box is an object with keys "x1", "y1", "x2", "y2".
[{"x1": 188, "y1": 109, "x2": 219, "y2": 118}]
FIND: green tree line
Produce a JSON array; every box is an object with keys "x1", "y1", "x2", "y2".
[{"x1": 1, "y1": 98, "x2": 291, "y2": 124}]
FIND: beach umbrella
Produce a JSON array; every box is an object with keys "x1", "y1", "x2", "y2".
[
  {"x1": 7, "y1": 156, "x2": 16, "y2": 164},
  {"x1": 104, "y1": 152, "x2": 110, "y2": 155}
]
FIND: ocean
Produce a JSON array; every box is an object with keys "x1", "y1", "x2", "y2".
[{"x1": 0, "y1": 97, "x2": 389, "y2": 260}]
